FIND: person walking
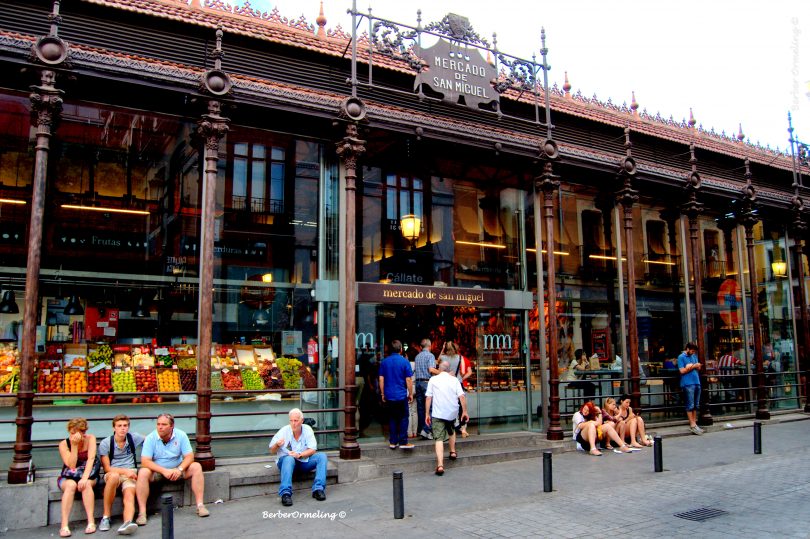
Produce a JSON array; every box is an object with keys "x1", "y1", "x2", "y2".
[
  {"x1": 413, "y1": 338, "x2": 436, "y2": 439},
  {"x1": 677, "y1": 342, "x2": 703, "y2": 435},
  {"x1": 378, "y1": 340, "x2": 415, "y2": 450},
  {"x1": 425, "y1": 361, "x2": 469, "y2": 476}
]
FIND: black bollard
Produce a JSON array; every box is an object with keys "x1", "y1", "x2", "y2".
[
  {"x1": 160, "y1": 494, "x2": 174, "y2": 539},
  {"x1": 753, "y1": 421, "x2": 762, "y2": 454},
  {"x1": 653, "y1": 435, "x2": 663, "y2": 472},
  {"x1": 392, "y1": 471, "x2": 404, "y2": 519},
  {"x1": 542, "y1": 450, "x2": 553, "y2": 492}
]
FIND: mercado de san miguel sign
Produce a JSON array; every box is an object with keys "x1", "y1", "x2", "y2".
[
  {"x1": 414, "y1": 35, "x2": 499, "y2": 110},
  {"x1": 358, "y1": 282, "x2": 505, "y2": 308}
]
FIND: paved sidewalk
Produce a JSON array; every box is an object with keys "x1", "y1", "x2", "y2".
[{"x1": 7, "y1": 418, "x2": 810, "y2": 538}]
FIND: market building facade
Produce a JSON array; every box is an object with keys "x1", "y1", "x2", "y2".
[{"x1": 1, "y1": 0, "x2": 808, "y2": 483}]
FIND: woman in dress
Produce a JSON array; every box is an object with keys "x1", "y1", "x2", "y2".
[{"x1": 57, "y1": 417, "x2": 98, "y2": 536}]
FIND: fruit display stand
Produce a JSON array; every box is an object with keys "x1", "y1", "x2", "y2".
[
  {"x1": 112, "y1": 346, "x2": 133, "y2": 368},
  {"x1": 154, "y1": 346, "x2": 173, "y2": 367},
  {"x1": 131, "y1": 345, "x2": 155, "y2": 368},
  {"x1": 258, "y1": 361, "x2": 284, "y2": 389},
  {"x1": 37, "y1": 369, "x2": 63, "y2": 394},
  {"x1": 134, "y1": 367, "x2": 158, "y2": 399},
  {"x1": 210, "y1": 371, "x2": 223, "y2": 390},
  {"x1": 63, "y1": 368, "x2": 88, "y2": 395},
  {"x1": 112, "y1": 369, "x2": 136, "y2": 393}
]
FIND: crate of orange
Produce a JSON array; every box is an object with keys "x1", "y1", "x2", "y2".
[{"x1": 63, "y1": 369, "x2": 88, "y2": 394}]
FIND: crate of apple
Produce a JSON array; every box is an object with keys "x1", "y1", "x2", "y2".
[
  {"x1": 38, "y1": 371, "x2": 63, "y2": 393},
  {"x1": 87, "y1": 370, "x2": 112, "y2": 393},
  {"x1": 112, "y1": 370, "x2": 136, "y2": 392},
  {"x1": 179, "y1": 368, "x2": 197, "y2": 391},
  {"x1": 221, "y1": 368, "x2": 243, "y2": 390},
  {"x1": 135, "y1": 368, "x2": 158, "y2": 393}
]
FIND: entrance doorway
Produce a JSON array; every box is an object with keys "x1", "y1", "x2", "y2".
[{"x1": 355, "y1": 304, "x2": 529, "y2": 441}]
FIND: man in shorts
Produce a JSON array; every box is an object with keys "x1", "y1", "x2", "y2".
[
  {"x1": 98, "y1": 414, "x2": 144, "y2": 534},
  {"x1": 135, "y1": 413, "x2": 209, "y2": 526},
  {"x1": 678, "y1": 342, "x2": 704, "y2": 435},
  {"x1": 425, "y1": 361, "x2": 469, "y2": 476}
]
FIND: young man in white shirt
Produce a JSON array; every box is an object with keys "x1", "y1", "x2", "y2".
[
  {"x1": 269, "y1": 408, "x2": 327, "y2": 507},
  {"x1": 425, "y1": 361, "x2": 469, "y2": 476}
]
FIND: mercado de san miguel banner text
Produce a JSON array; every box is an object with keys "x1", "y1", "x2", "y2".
[{"x1": 357, "y1": 282, "x2": 504, "y2": 308}]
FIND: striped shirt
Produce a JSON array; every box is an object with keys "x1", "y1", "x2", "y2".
[
  {"x1": 414, "y1": 350, "x2": 436, "y2": 380},
  {"x1": 718, "y1": 354, "x2": 740, "y2": 369}
]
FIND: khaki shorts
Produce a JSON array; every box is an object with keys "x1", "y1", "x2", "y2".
[
  {"x1": 107, "y1": 472, "x2": 137, "y2": 491},
  {"x1": 150, "y1": 470, "x2": 186, "y2": 483},
  {"x1": 430, "y1": 418, "x2": 456, "y2": 442}
]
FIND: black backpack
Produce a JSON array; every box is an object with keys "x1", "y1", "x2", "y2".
[{"x1": 108, "y1": 433, "x2": 138, "y2": 469}]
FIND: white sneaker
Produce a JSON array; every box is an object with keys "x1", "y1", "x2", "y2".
[
  {"x1": 117, "y1": 521, "x2": 138, "y2": 535},
  {"x1": 690, "y1": 425, "x2": 703, "y2": 435},
  {"x1": 420, "y1": 430, "x2": 433, "y2": 440}
]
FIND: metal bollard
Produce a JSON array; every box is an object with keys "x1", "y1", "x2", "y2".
[
  {"x1": 754, "y1": 421, "x2": 762, "y2": 454},
  {"x1": 653, "y1": 435, "x2": 663, "y2": 472},
  {"x1": 160, "y1": 494, "x2": 174, "y2": 539},
  {"x1": 392, "y1": 471, "x2": 404, "y2": 519},
  {"x1": 542, "y1": 450, "x2": 553, "y2": 492}
]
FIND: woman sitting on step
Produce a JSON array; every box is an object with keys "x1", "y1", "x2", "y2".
[
  {"x1": 572, "y1": 401, "x2": 633, "y2": 456},
  {"x1": 616, "y1": 394, "x2": 653, "y2": 448}
]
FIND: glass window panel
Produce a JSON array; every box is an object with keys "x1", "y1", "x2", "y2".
[
  {"x1": 233, "y1": 157, "x2": 247, "y2": 199},
  {"x1": 253, "y1": 144, "x2": 265, "y2": 159},
  {"x1": 270, "y1": 146, "x2": 284, "y2": 161},
  {"x1": 234, "y1": 143, "x2": 248, "y2": 156}
]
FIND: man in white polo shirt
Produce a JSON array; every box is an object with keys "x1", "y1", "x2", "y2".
[
  {"x1": 425, "y1": 361, "x2": 469, "y2": 476},
  {"x1": 135, "y1": 413, "x2": 209, "y2": 526}
]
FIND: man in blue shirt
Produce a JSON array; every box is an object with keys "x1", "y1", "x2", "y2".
[
  {"x1": 269, "y1": 408, "x2": 327, "y2": 507},
  {"x1": 378, "y1": 340, "x2": 414, "y2": 449},
  {"x1": 135, "y1": 413, "x2": 209, "y2": 526},
  {"x1": 677, "y1": 342, "x2": 704, "y2": 435},
  {"x1": 413, "y1": 338, "x2": 437, "y2": 439}
]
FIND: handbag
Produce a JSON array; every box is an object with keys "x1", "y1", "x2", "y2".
[{"x1": 60, "y1": 437, "x2": 101, "y2": 481}]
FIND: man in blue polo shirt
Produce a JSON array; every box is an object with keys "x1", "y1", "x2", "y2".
[
  {"x1": 378, "y1": 340, "x2": 414, "y2": 450},
  {"x1": 135, "y1": 413, "x2": 209, "y2": 526},
  {"x1": 678, "y1": 342, "x2": 704, "y2": 436}
]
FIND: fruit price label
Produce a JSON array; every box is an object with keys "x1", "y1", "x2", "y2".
[
  {"x1": 89, "y1": 364, "x2": 106, "y2": 374},
  {"x1": 42, "y1": 369, "x2": 50, "y2": 375},
  {"x1": 172, "y1": 365, "x2": 178, "y2": 369}
]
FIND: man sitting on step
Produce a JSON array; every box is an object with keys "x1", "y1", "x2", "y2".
[
  {"x1": 269, "y1": 408, "x2": 328, "y2": 507},
  {"x1": 98, "y1": 414, "x2": 144, "y2": 535}
]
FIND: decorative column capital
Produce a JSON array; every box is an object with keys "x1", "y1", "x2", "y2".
[
  {"x1": 792, "y1": 196, "x2": 807, "y2": 235},
  {"x1": 615, "y1": 128, "x2": 638, "y2": 208},
  {"x1": 29, "y1": 71, "x2": 63, "y2": 130},
  {"x1": 336, "y1": 122, "x2": 367, "y2": 174},
  {"x1": 738, "y1": 158, "x2": 759, "y2": 229},
  {"x1": 197, "y1": 100, "x2": 230, "y2": 149}
]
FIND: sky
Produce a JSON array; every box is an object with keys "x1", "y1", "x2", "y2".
[{"x1": 246, "y1": 0, "x2": 809, "y2": 153}]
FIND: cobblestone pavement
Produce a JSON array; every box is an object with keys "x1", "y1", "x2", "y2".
[{"x1": 7, "y1": 419, "x2": 810, "y2": 538}]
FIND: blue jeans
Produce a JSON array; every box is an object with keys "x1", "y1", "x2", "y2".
[
  {"x1": 415, "y1": 381, "x2": 430, "y2": 434},
  {"x1": 683, "y1": 384, "x2": 701, "y2": 412},
  {"x1": 386, "y1": 399, "x2": 410, "y2": 445},
  {"x1": 276, "y1": 453, "x2": 327, "y2": 496}
]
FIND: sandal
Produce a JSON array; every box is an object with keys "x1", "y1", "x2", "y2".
[
  {"x1": 60, "y1": 528, "x2": 72, "y2": 538},
  {"x1": 435, "y1": 465, "x2": 444, "y2": 476},
  {"x1": 449, "y1": 451, "x2": 458, "y2": 460},
  {"x1": 605, "y1": 444, "x2": 614, "y2": 450},
  {"x1": 85, "y1": 523, "x2": 96, "y2": 535},
  {"x1": 461, "y1": 430, "x2": 469, "y2": 438},
  {"x1": 589, "y1": 449, "x2": 603, "y2": 456}
]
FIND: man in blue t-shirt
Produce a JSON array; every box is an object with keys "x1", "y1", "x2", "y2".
[
  {"x1": 677, "y1": 342, "x2": 703, "y2": 435},
  {"x1": 378, "y1": 340, "x2": 414, "y2": 449},
  {"x1": 135, "y1": 413, "x2": 209, "y2": 526}
]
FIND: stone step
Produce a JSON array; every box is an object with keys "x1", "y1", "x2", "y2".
[{"x1": 359, "y1": 431, "x2": 554, "y2": 459}]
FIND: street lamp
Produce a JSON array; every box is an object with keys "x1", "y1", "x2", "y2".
[{"x1": 400, "y1": 214, "x2": 421, "y2": 245}]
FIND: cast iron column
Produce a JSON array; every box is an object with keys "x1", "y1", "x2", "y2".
[
  {"x1": 9, "y1": 1, "x2": 68, "y2": 484},
  {"x1": 616, "y1": 128, "x2": 640, "y2": 408},
  {"x1": 194, "y1": 28, "x2": 231, "y2": 470},
  {"x1": 336, "y1": 98, "x2": 366, "y2": 459},
  {"x1": 791, "y1": 206, "x2": 810, "y2": 412},
  {"x1": 739, "y1": 159, "x2": 770, "y2": 419},
  {"x1": 682, "y1": 144, "x2": 713, "y2": 425},
  {"x1": 537, "y1": 143, "x2": 562, "y2": 440}
]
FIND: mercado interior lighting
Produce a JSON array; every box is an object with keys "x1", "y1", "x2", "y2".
[
  {"x1": 589, "y1": 254, "x2": 627, "y2": 261},
  {"x1": 61, "y1": 204, "x2": 150, "y2": 216},
  {"x1": 0, "y1": 198, "x2": 26, "y2": 205},
  {"x1": 644, "y1": 259, "x2": 676, "y2": 266},
  {"x1": 456, "y1": 240, "x2": 506, "y2": 249},
  {"x1": 261, "y1": 273, "x2": 273, "y2": 283},
  {"x1": 526, "y1": 248, "x2": 570, "y2": 256},
  {"x1": 771, "y1": 260, "x2": 787, "y2": 277},
  {"x1": 400, "y1": 214, "x2": 422, "y2": 243}
]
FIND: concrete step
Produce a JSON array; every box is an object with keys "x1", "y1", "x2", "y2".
[{"x1": 359, "y1": 431, "x2": 554, "y2": 460}]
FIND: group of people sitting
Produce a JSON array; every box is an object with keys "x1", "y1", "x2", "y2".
[
  {"x1": 56, "y1": 413, "x2": 208, "y2": 537},
  {"x1": 572, "y1": 395, "x2": 654, "y2": 456}
]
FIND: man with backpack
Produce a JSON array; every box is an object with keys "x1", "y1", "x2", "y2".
[{"x1": 98, "y1": 414, "x2": 144, "y2": 535}]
